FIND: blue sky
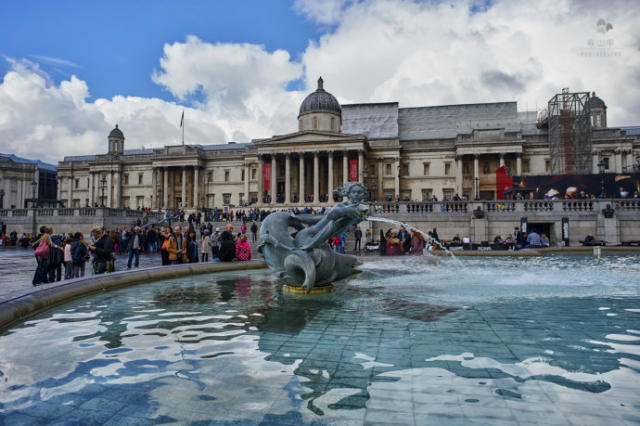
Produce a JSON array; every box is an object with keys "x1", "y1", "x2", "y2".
[{"x1": 0, "y1": 0, "x2": 318, "y2": 102}]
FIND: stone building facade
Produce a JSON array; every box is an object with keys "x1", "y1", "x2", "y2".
[
  {"x1": 56, "y1": 79, "x2": 639, "y2": 210},
  {"x1": 0, "y1": 154, "x2": 57, "y2": 209}
]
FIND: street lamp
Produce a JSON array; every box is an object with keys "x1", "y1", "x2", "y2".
[
  {"x1": 597, "y1": 160, "x2": 606, "y2": 198},
  {"x1": 31, "y1": 180, "x2": 37, "y2": 236},
  {"x1": 100, "y1": 175, "x2": 107, "y2": 207}
]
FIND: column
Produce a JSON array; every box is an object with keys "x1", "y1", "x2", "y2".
[
  {"x1": 313, "y1": 152, "x2": 319, "y2": 203},
  {"x1": 592, "y1": 152, "x2": 599, "y2": 174},
  {"x1": 456, "y1": 156, "x2": 463, "y2": 195},
  {"x1": 271, "y1": 155, "x2": 277, "y2": 204},
  {"x1": 615, "y1": 150, "x2": 623, "y2": 173},
  {"x1": 107, "y1": 172, "x2": 112, "y2": 207},
  {"x1": 626, "y1": 150, "x2": 634, "y2": 172},
  {"x1": 194, "y1": 167, "x2": 199, "y2": 208},
  {"x1": 358, "y1": 151, "x2": 364, "y2": 182},
  {"x1": 163, "y1": 167, "x2": 169, "y2": 209},
  {"x1": 88, "y1": 173, "x2": 94, "y2": 206},
  {"x1": 342, "y1": 151, "x2": 348, "y2": 185},
  {"x1": 327, "y1": 151, "x2": 334, "y2": 203},
  {"x1": 67, "y1": 175, "x2": 73, "y2": 207},
  {"x1": 113, "y1": 172, "x2": 120, "y2": 208},
  {"x1": 299, "y1": 154, "x2": 305, "y2": 204},
  {"x1": 56, "y1": 177, "x2": 61, "y2": 204},
  {"x1": 515, "y1": 154, "x2": 522, "y2": 176},
  {"x1": 394, "y1": 157, "x2": 400, "y2": 198},
  {"x1": 181, "y1": 167, "x2": 187, "y2": 208},
  {"x1": 152, "y1": 168, "x2": 157, "y2": 209},
  {"x1": 243, "y1": 163, "x2": 249, "y2": 205},
  {"x1": 284, "y1": 154, "x2": 291, "y2": 204},
  {"x1": 499, "y1": 154, "x2": 505, "y2": 168},
  {"x1": 473, "y1": 155, "x2": 480, "y2": 199},
  {"x1": 257, "y1": 157, "x2": 264, "y2": 204},
  {"x1": 377, "y1": 159, "x2": 383, "y2": 201}
]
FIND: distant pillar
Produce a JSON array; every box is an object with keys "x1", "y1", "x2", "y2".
[
  {"x1": 163, "y1": 167, "x2": 169, "y2": 209},
  {"x1": 88, "y1": 173, "x2": 94, "y2": 206},
  {"x1": 592, "y1": 151, "x2": 599, "y2": 174},
  {"x1": 285, "y1": 154, "x2": 291, "y2": 204},
  {"x1": 113, "y1": 172, "x2": 120, "y2": 208},
  {"x1": 193, "y1": 167, "x2": 199, "y2": 208},
  {"x1": 327, "y1": 152, "x2": 334, "y2": 203},
  {"x1": 394, "y1": 157, "x2": 400, "y2": 198},
  {"x1": 358, "y1": 151, "x2": 364, "y2": 183},
  {"x1": 377, "y1": 159, "x2": 383, "y2": 200},
  {"x1": 107, "y1": 172, "x2": 112, "y2": 207},
  {"x1": 299, "y1": 154, "x2": 305, "y2": 204},
  {"x1": 257, "y1": 156, "x2": 264, "y2": 204},
  {"x1": 313, "y1": 152, "x2": 319, "y2": 203},
  {"x1": 244, "y1": 163, "x2": 250, "y2": 205},
  {"x1": 456, "y1": 156, "x2": 463, "y2": 196},
  {"x1": 342, "y1": 151, "x2": 348, "y2": 185},
  {"x1": 473, "y1": 155, "x2": 480, "y2": 199},
  {"x1": 516, "y1": 154, "x2": 522, "y2": 176},
  {"x1": 67, "y1": 175, "x2": 73, "y2": 207},
  {"x1": 271, "y1": 155, "x2": 277, "y2": 204},
  {"x1": 181, "y1": 167, "x2": 187, "y2": 208},
  {"x1": 499, "y1": 154, "x2": 505, "y2": 168}
]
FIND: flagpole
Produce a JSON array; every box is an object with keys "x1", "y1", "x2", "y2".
[{"x1": 182, "y1": 111, "x2": 185, "y2": 145}]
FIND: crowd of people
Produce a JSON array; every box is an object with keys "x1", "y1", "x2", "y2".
[{"x1": 376, "y1": 226, "x2": 430, "y2": 256}]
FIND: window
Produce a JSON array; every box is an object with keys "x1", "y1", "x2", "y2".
[
  {"x1": 401, "y1": 164, "x2": 409, "y2": 176},
  {"x1": 75, "y1": 179, "x2": 79, "y2": 189},
  {"x1": 385, "y1": 163, "x2": 392, "y2": 175},
  {"x1": 207, "y1": 171, "x2": 213, "y2": 182},
  {"x1": 122, "y1": 196, "x2": 130, "y2": 208},
  {"x1": 223, "y1": 193, "x2": 231, "y2": 204},
  {"x1": 444, "y1": 163, "x2": 451, "y2": 176},
  {"x1": 423, "y1": 162, "x2": 430, "y2": 175},
  {"x1": 224, "y1": 170, "x2": 230, "y2": 182},
  {"x1": 545, "y1": 159, "x2": 550, "y2": 173},
  {"x1": 86, "y1": 177, "x2": 90, "y2": 188},
  {"x1": 602, "y1": 157, "x2": 610, "y2": 170},
  {"x1": 239, "y1": 193, "x2": 244, "y2": 203},
  {"x1": 207, "y1": 194, "x2": 214, "y2": 208},
  {"x1": 250, "y1": 192, "x2": 258, "y2": 203},
  {"x1": 138, "y1": 173, "x2": 143, "y2": 185},
  {"x1": 136, "y1": 196, "x2": 144, "y2": 208},
  {"x1": 241, "y1": 169, "x2": 245, "y2": 181},
  {"x1": 483, "y1": 162, "x2": 490, "y2": 174},
  {"x1": 523, "y1": 160, "x2": 530, "y2": 173},
  {"x1": 330, "y1": 117, "x2": 336, "y2": 131},
  {"x1": 251, "y1": 168, "x2": 256, "y2": 179},
  {"x1": 421, "y1": 189, "x2": 432, "y2": 201},
  {"x1": 313, "y1": 117, "x2": 318, "y2": 130},
  {"x1": 124, "y1": 174, "x2": 129, "y2": 185},
  {"x1": 443, "y1": 189, "x2": 454, "y2": 200}
]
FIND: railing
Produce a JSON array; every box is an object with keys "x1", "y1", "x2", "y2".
[
  {"x1": 59, "y1": 208, "x2": 75, "y2": 216},
  {"x1": 484, "y1": 202, "x2": 516, "y2": 212}
]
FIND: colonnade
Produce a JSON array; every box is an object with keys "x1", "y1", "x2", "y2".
[{"x1": 257, "y1": 150, "x2": 365, "y2": 205}]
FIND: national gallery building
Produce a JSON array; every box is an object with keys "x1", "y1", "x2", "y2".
[{"x1": 57, "y1": 78, "x2": 639, "y2": 210}]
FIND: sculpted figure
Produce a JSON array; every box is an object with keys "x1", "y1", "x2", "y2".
[{"x1": 258, "y1": 182, "x2": 368, "y2": 293}]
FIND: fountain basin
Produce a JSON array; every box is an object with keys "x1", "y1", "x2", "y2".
[{"x1": 0, "y1": 254, "x2": 639, "y2": 424}]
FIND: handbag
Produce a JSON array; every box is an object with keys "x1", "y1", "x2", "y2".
[{"x1": 34, "y1": 237, "x2": 50, "y2": 259}]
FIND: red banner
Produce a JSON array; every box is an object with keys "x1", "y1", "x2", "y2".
[
  {"x1": 495, "y1": 166, "x2": 513, "y2": 200},
  {"x1": 264, "y1": 162, "x2": 271, "y2": 191},
  {"x1": 349, "y1": 159, "x2": 358, "y2": 182}
]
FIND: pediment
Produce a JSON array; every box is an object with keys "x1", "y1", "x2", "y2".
[{"x1": 259, "y1": 131, "x2": 367, "y2": 146}]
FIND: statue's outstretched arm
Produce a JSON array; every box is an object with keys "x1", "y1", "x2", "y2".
[{"x1": 295, "y1": 214, "x2": 324, "y2": 225}]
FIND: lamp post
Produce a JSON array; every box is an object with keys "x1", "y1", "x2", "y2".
[
  {"x1": 100, "y1": 175, "x2": 107, "y2": 207},
  {"x1": 597, "y1": 160, "x2": 606, "y2": 198},
  {"x1": 31, "y1": 180, "x2": 38, "y2": 237}
]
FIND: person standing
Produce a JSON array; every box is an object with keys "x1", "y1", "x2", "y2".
[
  {"x1": 235, "y1": 234, "x2": 252, "y2": 260},
  {"x1": 354, "y1": 226, "x2": 362, "y2": 253},
  {"x1": 201, "y1": 230, "x2": 211, "y2": 262},
  {"x1": 409, "y1": 231, "x2": 425, "y2": 255},
  {"x1": 167, "y1": 226, "x2": 186, "y2": 264},
  {"x1": 127, "y1": 226, "x2": 142, "y2": 269},
  {"x1": 218, "y1": 224, "x2": 236, "y2": 262},
  {"x1": 250, "y1": 222, "x2": 258, "y2": 242},
  {"x1": 186, "y1": 230, "x2": 199, "y2": 263},
  {"x1": 63, "y1": 237, "x2": 73, "y2": 279},
  {"x1": 88, "y1": 227, "x2": 114, "y2": 274},
  {"x1": 71, "y1": 232, "x2": 88, "y2": 278}
]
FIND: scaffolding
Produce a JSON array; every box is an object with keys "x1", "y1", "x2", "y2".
[{"x1": 548, "y1": 88, "x2": 592, "y2": 174}]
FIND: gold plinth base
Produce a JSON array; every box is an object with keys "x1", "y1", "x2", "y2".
[{"x1": 282, "y1": 284, "x2": 335, "y2": 295}]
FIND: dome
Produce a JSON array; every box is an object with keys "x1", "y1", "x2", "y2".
[
  {"x1": 298, "y1": 77, "x2": 342, "y2": 118},
  {"x1": 108, "y1": 124, "x2": 124, "y2": 139},
  {"x1": 588, "y1": 92, "x2": 606, "y2": 109}
]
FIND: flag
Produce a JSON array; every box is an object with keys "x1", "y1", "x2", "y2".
[{"x1": 180, "y1": 110, "x2": 184, "y2": 128}]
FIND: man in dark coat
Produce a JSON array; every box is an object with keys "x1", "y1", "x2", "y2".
[
  {"x1": 89, "y1": 227, "x2": 114, "y2": 274},
  {"x1": 218, "y1": 224, "x2": 236, "y2": 262}
]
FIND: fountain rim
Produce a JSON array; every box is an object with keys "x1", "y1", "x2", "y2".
[{"x1": 0, "y1": 261, "x2": 268, "y2": 332}]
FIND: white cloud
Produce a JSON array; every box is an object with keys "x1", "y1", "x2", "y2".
[{"x1": 1, "y1": 0, "x2": 639, "y2": 165}]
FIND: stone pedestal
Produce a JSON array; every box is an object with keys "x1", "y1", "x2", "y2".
[
  {"x1": 597, "y1": 216, "x2": 620, "y2": 246},
  {"x1": 470, "y1": 217, "x2": 489, "y2": 244}
]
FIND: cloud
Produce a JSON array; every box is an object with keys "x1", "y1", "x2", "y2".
[
  {"x1": 30, "y1": 55, "x2": 82, "y2": 69},
  {"x1": 1, "y1": 0, "x2": 640, "y2": 166}
]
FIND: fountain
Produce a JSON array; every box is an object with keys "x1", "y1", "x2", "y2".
[{"x1": 257, "y1": 182, "x2": 368, "y2": 293}]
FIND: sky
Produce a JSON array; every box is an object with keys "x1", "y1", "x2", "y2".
[{"x1": 1, "y1": 0, "x2": 639, "y2": 164}]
